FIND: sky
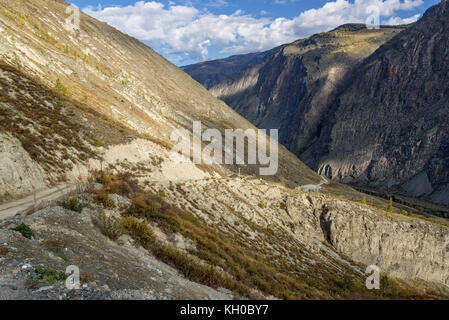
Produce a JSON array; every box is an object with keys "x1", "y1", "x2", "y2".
[{"x1": 69, "y1": 0, "x2": 440, "y2": 65}]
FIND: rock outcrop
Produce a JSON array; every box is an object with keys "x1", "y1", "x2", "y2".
[
  {"x1": 302, "y1": 0, "x2": 449, "y2": 205},
  {"x1": 0, "y1": 133, "x2": 46, "y2": 202},
  {"x1": 185, "y1": 24, "x2": 405, "y2": 152},
  {"x1": 153, "y1": 176, "x2": 449, "y2": 286}
]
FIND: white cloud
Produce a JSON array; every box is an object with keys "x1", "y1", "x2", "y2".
[
  {"x1": 83, "y1": 0, "x2": 424, "y2": 63},
  {"x1": 384, "y1": 13, "x2": 420, "y2": 24}
]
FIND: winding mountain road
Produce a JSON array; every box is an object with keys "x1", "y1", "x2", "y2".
[{"x1": 0, "y1": 184, "x2": 74, "y2": 220}]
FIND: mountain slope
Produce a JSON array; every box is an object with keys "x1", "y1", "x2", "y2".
[
  {"x1": 181, "y1": 51, "x2": 268, "y2": 90},
  {"x1": 0, "y1": 0, "x2": 322, "y2": 200},
  {"x1": 184, "y1": 24, "x2": 406, "y2": 153},
  {"x1": 302, "y1": 0, "x2": 449, "y2": 206},
  {"x1": 0, "y1": 0, "x2": 448, "y2": 300}
]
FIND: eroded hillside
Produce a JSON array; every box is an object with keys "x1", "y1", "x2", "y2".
[
  {"x1": 0, "y1": 0, "x2": 448, "y2": 301},
  {"x1": 1, "y1": 166, "x2": 448, "y2": 299},
  {"x1": 0, "y1": 0, "x2": 322, "y2": 201}
]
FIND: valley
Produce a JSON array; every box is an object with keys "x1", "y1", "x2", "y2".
[{"x1": 0, "y1": 0, "x2": 447, "y2": 301}]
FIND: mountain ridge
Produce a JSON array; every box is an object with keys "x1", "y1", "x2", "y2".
[
  {"x1": 185, "y1": 23, "x2": 408, "y2": 153},
  {"x1": 0, "y1": 0, "x2": 448, "y2": 301},
  {"x1": 302, "y1": 0, "x2": 449, "y2": 206}
]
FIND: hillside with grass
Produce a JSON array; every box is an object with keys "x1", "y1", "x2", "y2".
[{"x1": 0, "y1": 0, "x2": 448, "y2": 301}]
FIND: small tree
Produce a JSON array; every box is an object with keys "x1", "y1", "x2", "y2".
[
  {"x1": 387, "y1": 197, "x2": 393, "y2": 212},
  {"x1": 361, "y1": 195, "x2": 367, "y2": 205},
  {"x1": 280, "y1": 177, "x2": 285, "y2": 187},
  {"x1": 54, "y1": 78, "x2": 68, "y2": 95}
]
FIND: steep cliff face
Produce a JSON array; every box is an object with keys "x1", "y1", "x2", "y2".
[
  {"x1": 0, "y1": 133, "x2": 46, "y2": 201},
  {"x1": 316, "y1": 198, "x2": 449, "y2": 284},
  {"x1": 303, "y1": 0, "x2": 449, "y2": 205},
  {"x1": 186, "y1": 24, "x2": 405, "y2": 152}
]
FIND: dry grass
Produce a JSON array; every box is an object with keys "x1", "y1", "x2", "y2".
[
  {"x1": 87, "y1": 172, "x2": 449, "y2": 300},
  {"x1": 0, "y1": 63, "x2": 135, "y2": 181}
]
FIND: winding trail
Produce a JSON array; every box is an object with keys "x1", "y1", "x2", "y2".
[
  {"x1": 0, "y1": 184, "x2": 73, "y2": 220},
  {"x1": 0, "y1": 174, "x2": 330, "y2": 221},
  {"x1": 296, "y1": 175, "x2": 330, "y2": 192}
]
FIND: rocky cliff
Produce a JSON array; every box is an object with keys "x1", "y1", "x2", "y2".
[
  {"x1": 302, "y1": 0, "x2": 449, "y2": 206},
  {"x1": 185, "y1": 24, "x2": 406, "y2": 152}
]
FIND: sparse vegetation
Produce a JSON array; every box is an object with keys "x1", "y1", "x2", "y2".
[
  {"x1": 58, "y1": 196, "x2": 88, "y2": 213},
  {"x1": 34, "y1": 267, "x2": 67, "y2": 284},
  {"x1": 95, "y1": 192, "x2": 116, "y2": 209},
  {"x1": 10, "y1": 223, "x2": 33, "y2": 239},
  {"x1": 92, "y1": 210, "x2": 121, "y2": 240},
  {"x1": 117, "y1": 216, "x2": 155, "y2": 249},
  {"x1": 54, "y1": 78, "x2": 69, "y2": 96},
  {"x1": 84, "y1": 171, "x2": 440, "y2": 299},
  {"x1": 387, "y1": 197, "x2": 393, "y2": 212}
]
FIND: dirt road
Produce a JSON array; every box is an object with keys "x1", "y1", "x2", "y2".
[{"x1": 0, "y1": 184, "x2": 74, "y2": 220}]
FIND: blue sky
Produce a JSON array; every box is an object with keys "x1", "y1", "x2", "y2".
[{"x1": 69, "y1": 0, "x2": 440, "y2": 65}]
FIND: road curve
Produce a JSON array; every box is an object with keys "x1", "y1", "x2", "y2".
[{"x1": 0, "y1": 184, "x2": 74, "y2": 220}]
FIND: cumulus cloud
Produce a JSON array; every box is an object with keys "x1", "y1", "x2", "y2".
[{"x1": 83, "y1": 0, "x2": 424, "y2": 63}]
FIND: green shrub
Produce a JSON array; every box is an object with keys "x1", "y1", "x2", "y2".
[
  {"x1": 34, "y1": 267, "x2": 67, "y2": 284},
  {"x1": 58, "y1": 196, "x2": 88, "y2": 213},
  {"x1": 10, "y1": 223, "x2": 33, "y2": 239},
  {"x1": 387, "y1": 197, "x2": 393, "y2": 212},
  {"x1": 117, "y1": 216, "x2": 155, "y2": 249},
  {"x1": 361, "y1": 196, "x2": 367, "y2": 205},
  {"x1": 54, "y1": 78, "x2": 68, "y2": 95},
  {"x1": 92, "y1": 211, "x2": 121, "y2": 240},
  {"x1": 94, "y1": 139, "x2": 103, "y2": 147},
  {"x1": 95, "y1": 192, "x2": 116, "y2": 209},
  {"x1": 2, "y1": 9, "x2": 13, "y2": 20}
]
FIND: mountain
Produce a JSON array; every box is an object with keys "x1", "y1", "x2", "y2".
[
  {"x1": 182, "y1": 52, "x2": 268, "y2": 90},
  {"x1": 302, "y1": 0, "x2": 449, "y2": 206},
  {"x1": 0, "y1": 0, "x2": 448, "y2": 300},
  {"x1": 0, "y1": 0, "x2": 322, "y2": 202},
  {"x1": 184, "y1": 24, "x2": 407, "y2": 153}
]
